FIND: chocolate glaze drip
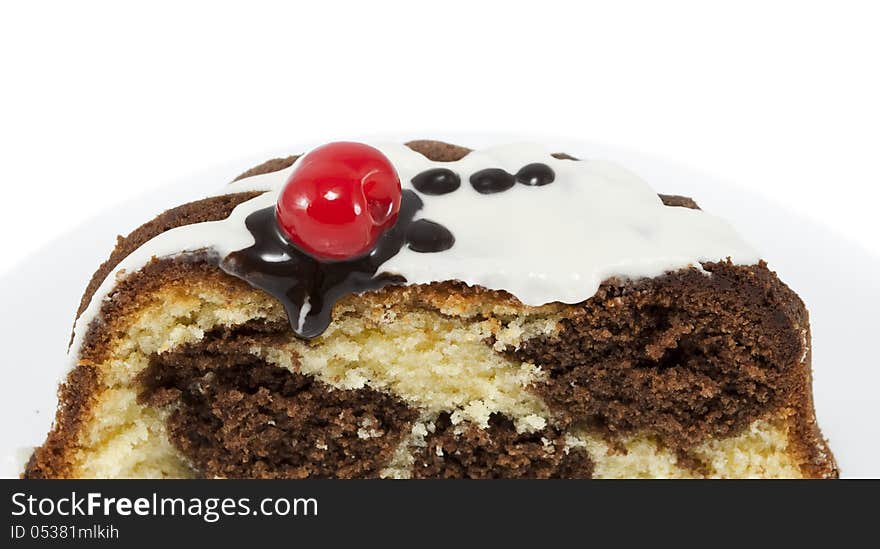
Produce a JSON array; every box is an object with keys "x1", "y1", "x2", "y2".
[
  {"x1": 516, "y1": 163, "x2": 555, "y2": 186},
  {"x1": 469, "y1": 168, "x2": 515, "y2": 194},
  {"x1": 220, "y1": 190, "x2": 455, "y2": 339},
  {"x1": 412, "y1": 168, "x2": 460, "y2": 195},
  {"x1": 406, "y1": 219, "x2": 455, "y2": 253}
]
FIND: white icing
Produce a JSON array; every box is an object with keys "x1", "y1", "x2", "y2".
[
  {"x1": 68, "y1": 143, "x2": 760, "y2": 365},
  {"x1": 380, "y1": 144, "x2": 759, "y2": 304}
]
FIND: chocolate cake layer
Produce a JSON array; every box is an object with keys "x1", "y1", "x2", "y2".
[
  {"x1": 516, "y1": 261, "x2": 823, "y2": 467},
  {"x1": 138, "y1": 328, "x2": 417, "y2": 479},
  {"x1": 135, "y1": 326, "x2": 596, "y2": 479},
  {"x1": 412, "y1": 413, "x2": 593, "y2": 479}
]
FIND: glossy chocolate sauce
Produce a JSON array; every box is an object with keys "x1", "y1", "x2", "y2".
[
  {"x1": 406, "y1": 219, "x2": 455, "y2": 253},
  {"x1": 220, "y1": 190, "x2": 454, "y2": 339},
  {"x1": 515, "y1": 163, "x2": 555, "y2": 186},
  {"x1": 411, "y1": 168, "x2": 460, "y2": 195},
  {"x1": 469, "y1": 168, "x2": 515, "y2": 194}
]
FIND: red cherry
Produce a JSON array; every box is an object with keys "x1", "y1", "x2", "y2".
[{"x1": 275, "y1": 142, "x2": 402, "y2": 260}]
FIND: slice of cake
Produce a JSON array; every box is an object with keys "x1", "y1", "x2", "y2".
[{"x1": 25, "y1": 140, "x2": 837, "y2": 479}]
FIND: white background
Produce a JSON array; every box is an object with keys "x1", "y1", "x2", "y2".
[
  {"x1": 0, "y1": 1, "x2": 879, "y2": 477},
  {"x1": 1, "y1": 0, "x2": 879, "y2": 274}
]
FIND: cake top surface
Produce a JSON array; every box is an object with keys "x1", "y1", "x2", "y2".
[{"x1": 70, "y1": 141, "x2": 759, "y2": 348}]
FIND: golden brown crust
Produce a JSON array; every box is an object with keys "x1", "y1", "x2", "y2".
[
  {"x1": 658, "y1": 194, "x2": 700, "y2": 210},
  {"x1": 233, "y1": 156, "x2": 299, "y2": 182},
  {"x1": 74, "y1": 192, "x2": 263, "y2": 325},
  {"x1": 24, "y1": 364, "x2": 100, "y2": 478},
  {"x1": 405, "y1": 140, "x2": 471, "y2": 161},
  {"x1": 788, "y1": 340, "x2": 838, "y2": 478}
]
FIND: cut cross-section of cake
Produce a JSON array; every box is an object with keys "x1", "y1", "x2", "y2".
[{"x1": 25, "y1": 140, "x2": 837, "y2": 479}]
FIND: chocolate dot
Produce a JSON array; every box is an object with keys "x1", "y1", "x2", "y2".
[
  {"x1": 515, "y1": 163, "x2": 555, "y2": 186},
  {"x1": 406, "y1": 219, "x2": 455, "y2": 253},
  {"x1": 411, "y1": 168, "x2": 461, "y2": 195},
  {"x1": 469, "y1": 169, "x2": 515, "y2": 194}
]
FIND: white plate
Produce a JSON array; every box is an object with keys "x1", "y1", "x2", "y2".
[{"x1": 2, "y1": 135, "x2": 877, "y2": 478}]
